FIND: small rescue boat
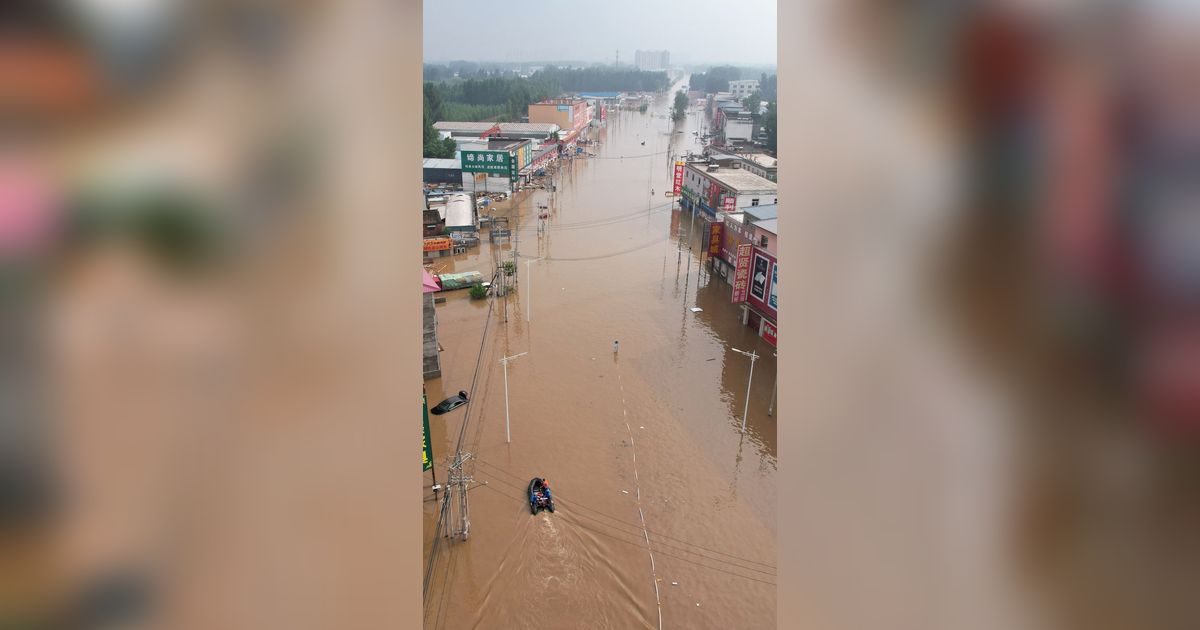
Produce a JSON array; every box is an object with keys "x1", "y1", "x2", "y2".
[{"x1": 528, "y1": 477, "x2": 555, "y2": 514}]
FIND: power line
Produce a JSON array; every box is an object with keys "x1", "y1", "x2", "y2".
[
  {"x1": 476, "y1": 465, "x2": 775, "y2": 575},
  {"x1": 588, "y1": 149, "x2": 672, "y2": 160},
  {"x1": 473, "y1": 459, "x2": 776, "y2": 574},
  {"x1": 475, "y1": 483, "x2": 775, "y2": 588},
  {"x1": 537, "y1": 235, "x2": 670, "y2": 262},
  {"x1": 424, "y1": 270, "x2": 500, "y2": 610}
]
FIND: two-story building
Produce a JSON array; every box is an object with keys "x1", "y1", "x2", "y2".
[
  {"x1": 680, "y1": 162, "x2": 777, "y2": 217},
  {"x1": 706, "y1": 146, "x2": 777, "y2": 182}
]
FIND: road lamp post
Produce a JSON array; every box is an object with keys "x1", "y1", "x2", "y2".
[
  {"x1": 500, "y1": 352, "x2": 528, "y2": 443},
  {"x1": 731, "y1": 347, "x2": 759, "y2": 432}
]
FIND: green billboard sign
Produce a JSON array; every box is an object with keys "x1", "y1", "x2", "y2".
[
  {"x1": 460, "y1": 150, "x2": 517, "y2": 181},
  {"x1": 422, "y1": 394, "x2": 433, "y2": 472}
]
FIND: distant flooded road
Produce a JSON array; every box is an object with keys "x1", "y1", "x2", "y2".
[{"x1": 424, "y1": 77, "x2": 777, "y2": 629}]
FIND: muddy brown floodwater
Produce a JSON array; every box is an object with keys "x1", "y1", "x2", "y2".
[{"x1": 424, "y1": 78, "x2": 777, "y2": 630}]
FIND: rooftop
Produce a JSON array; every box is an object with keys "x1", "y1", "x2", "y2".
[
  {"x1": 689, "y1": 164, "x2": 777, "y2": 193},
  {"x1": 495, "y1": 122, "x2": 559, "y2": 133},
  {"x1": 434, "y1": 122, "x2": 560, "y2": 134},
  {"x1": 740, "y1": 153, "x2": 777, "y2": 168},
  {"x1": 753, "y1": 218, "x2": 777, "y2": 235},
  {"x1": 433, "y1": 122, "x2": 494, "y2": 133},
  {"x1": 423, "y1": 158, "x2": 461, "y2": 170},
  {"x1": 743, "y1": 204, "x2": 778, "y2": 222},
  {"x1": 487, "y1": 138, "x2": 529, "y2": 151}
]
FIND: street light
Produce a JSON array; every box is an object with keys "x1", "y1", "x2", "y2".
[
  {"x1": 525, "y1": 257, "x2": 543, "y2": 322},
  {"x1": 499, "y1": 352, "x2": 528, "y2": 443},
  {"x1": 730, "y1": 347, "x2": 759, "y2": 432}
]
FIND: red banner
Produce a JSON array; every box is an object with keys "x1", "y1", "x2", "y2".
[
  {"x1": 672, "y1": 162, "x2": 684, "y2": 195},
  {"x1": 732, "y1": 244, "x2": 753, "y2": 302},
  {"x1": 708, "y1": 221, "x2": 722, "y2": 256},
  {"x1": 722, "y1": 195, "x2": 736, "y2": 212},
  {"x1": 761, "y1": 320, "x2": 777, "y2": 346}
]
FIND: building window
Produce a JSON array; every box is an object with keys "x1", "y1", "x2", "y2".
[
  {"x1": 760, "y1": 235, "x2": 768, "y2": 247},
  {"x1": 751, "y1": 198, "x2": 759, "y2": 206}
]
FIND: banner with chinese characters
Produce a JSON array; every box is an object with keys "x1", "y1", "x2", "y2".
[
  {"x1": 708, "y1": 221, "x2": 722, "y2": 256},
  {"x1": 732, "y1": 244, "x2": 753, "y2": 302},
  {"x1": 722, "y1": 195, "x2": 736, "y2": 212},
  {"x1": 672, "y1": 162, "x2": 684, "y2": 195},
  {"x1": 460, "y1": 150, "x2": 513, "y2": 179},
  {"x1": 761, "y1": 320, "x2": 777, "y2": 346},
  {"x1": 423, "y1": 237, "x2": 452, "y2": 252}
]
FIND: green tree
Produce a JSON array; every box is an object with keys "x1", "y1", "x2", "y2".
[
  {"x1": 762, "y1": 101, "x2": 777, "y2": 153},
  {"x1": 672, "y1": 90, "x2": 688, "y2": 121},
  {"x1": 742, "y1": 90, "x2": 762, "y2": 113}
]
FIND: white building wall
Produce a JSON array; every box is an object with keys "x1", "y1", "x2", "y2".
[
  {"x1": 735, "y1": 192, "x2": 777, "y2": 209},
  {"x1": 728, "y1": 80, "x2": 760, "y2": 98},
  {"x1": 725, "y1": 118, "x2": 755, "y2": 142}
]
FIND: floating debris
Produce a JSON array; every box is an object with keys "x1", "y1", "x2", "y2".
[
  {"x1": 621, "y1": 490, "x2": 629, "y2": 494},
  {"x1": 690, "y1": 307, "x2": 702, "y2": 313}
]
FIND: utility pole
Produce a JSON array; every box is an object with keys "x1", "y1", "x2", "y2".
[
  {"x1": 731, "y1": 347, "x2": 759, "y2": 432},
  {"x1": 447, "y1": 452, "x2": 473, "y2": 541},
  {"x1": 499, "y1": 352, "x2": 528, "y2": 443}
]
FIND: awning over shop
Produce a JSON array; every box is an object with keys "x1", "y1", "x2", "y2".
[{"x1": 422, "y1": 267, "x2": 441, "y2": 293}]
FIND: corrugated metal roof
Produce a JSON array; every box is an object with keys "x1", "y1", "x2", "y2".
[
  {"x1": 435, "y1": 121, "x2": 560, "y2": 134},
  {"x1": 496, "y1": 122, "x2": 559, "y2": 133},
  {"x1": 753, "y1": 218, "x2": 777, "y2": 235},
  {"x1": 433, "y1": 122, "x2": 494, "y2": 132},
  {"x1": 444, "y1": 193, "x2": 474, "y2": 228},
  {"x1": 742, "y1": 204, "x2": 778, "y2": 221},
  {"x1": 422, "y1": 158, "x2": 461, "y2": 169}
]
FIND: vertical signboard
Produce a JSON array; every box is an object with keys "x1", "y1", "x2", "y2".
[
  {"x1": 672, "y1": 162, "x2": 684, "y2": 195},
  {"x1": 422, "y1": 394, "x2": 433, "y2": 472},
  {"x1": 708, "y1": 221, "x2": 722, "y2": 256},
  {"x1": 721, "y1": 195, "x2": 736, "y2": 212},
  {"x1": 768, "y1": 262, "x2": 777, "y2": 311},
  {"x1": 732, "y1": 244, "x2": 753, "y2": 302},
  {"x1": 750, "y1": 253, "x2": 770, "y2": 302}
]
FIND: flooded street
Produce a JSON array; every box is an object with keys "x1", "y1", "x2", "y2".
[{"x1": 424, "y1": 78, "x2": 777, "y2": 629}]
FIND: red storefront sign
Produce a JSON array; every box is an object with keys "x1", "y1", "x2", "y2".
[
  {"x1": 732, "y1": 244, "x2": 753, "y2": 302},
  {"x1": 672, "y1": 162, "x2": 684, "y2": 195},
  {"x1": 761, "y1": 320, "x2": 777, "y2": 346},
  {"x1": 708, "y1": 221, "x2": 722, "y2": 256},
  {"x1": 722, "y1": 195, "x2": 736, "y2": 212}
]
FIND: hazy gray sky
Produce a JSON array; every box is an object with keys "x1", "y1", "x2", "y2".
[{"x1": 423, "y1": 0, "x2": 776, "y2": 66}]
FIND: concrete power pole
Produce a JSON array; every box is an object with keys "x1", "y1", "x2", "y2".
[{"x1": 447, "y1": 451, "x2": 473, "y2": 541}]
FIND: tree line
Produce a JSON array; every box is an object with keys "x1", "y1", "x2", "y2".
[
  {"x1": 423, "y1": 66, "x2": 671, "y2": 157},
  {"x1": 688, "y1": 67, "x2": 776, "y2": 102}
]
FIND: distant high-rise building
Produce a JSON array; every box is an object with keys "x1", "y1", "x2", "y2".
[{"x1": 634, "y1": 50, "x2": 669, "y2": 71}]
